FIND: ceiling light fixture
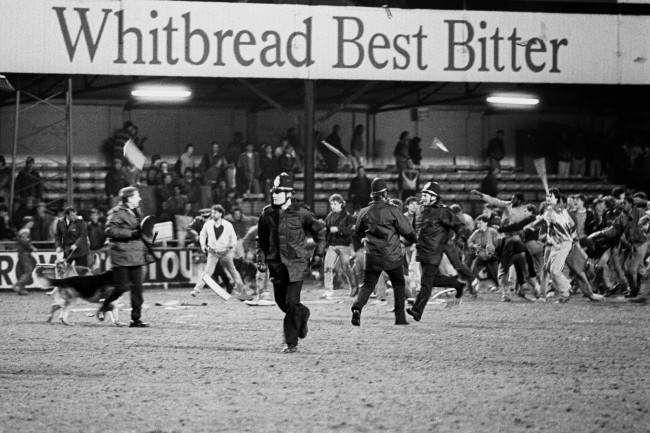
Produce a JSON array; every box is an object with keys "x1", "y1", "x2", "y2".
[
  {"x1": 486, "y1": 94, "x2": 539, "y2": 106},
  {"x1": 131, "y1": 86, "x2": 191, "y2": 100}
]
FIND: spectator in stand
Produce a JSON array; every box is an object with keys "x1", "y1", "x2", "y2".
[
  {"x1": 397, "y1": 160, "x2": 419, "y2": 201},
  {"x1": 350, "y1": 124, "x2": 365, "y2": 170},
  {"x1": 165, "y1": 185, "x2": 188, "y2": 216},
  {"x1": 223, "y1": 190, "x2": 238, "y2": 215},
  {"x1": 125, "y1": 161, "x2": 141, "y2": 186},
  {"x1": 0, "y1": 204, "x2": 15, "y2": 241},
  {"x1": 393, "y1": 131, "x2": 411, "y2": 172},
  {"x1": 14, "y1": 157, "x2": 43, "y2": 202},
  {"x1": 408, "y1": 136, "x2": 422, "y2": 166},
  {"x1": 159, "y1": 161, "x2": 171, "y2": 182},
  {"x1": 486, "y1": 130, "x2": 505, "y2": 172},
  {"x1": 12, "y1": 196, "x2": 36, "y2": 229},
  {"x1": 558, "y1": 149, "x2": 572, "y2": 177},
  {"x1": 179, "y1": 168, "x2": 201, "y2": 209},
  {"x1": 158, "y1": 200, "x2": 174, "y2": 227},
  {"x1": 480, "y1": 166, "x2": 499, "y2": 198},
  {"x1": 237, "y1": 143, "x2": 261, "y2": 194},
  {"x1": 105, "y1": 158, "x2": 129, "y2": 207},
  {"x1": 54, "y1": 206, "x2": 90, "y2": 268},
  {"x1": 259, "y1": 144, "x2": 278, "y2": 198},
  {"x1": 155, "y1": 173, "x2": 174, "y2": 214},
  {"x1": 13, "y1": 216, "x2": 36, "y2": 296},
  {"x1": 0, "y1": 155, "x2": 11, "y2": 203},
  {"x1": 224, "y1": 162, "x2": 238, "y2": 191},
  {"x1": 31, "y1": 202, "x2": 54, "y2": 242},
  {"x1": 87, "y1": 208, "x2": 106, "y2": 252},
  {"x1": 177, "y1": 143, "x2": 195, "y2": 177},
  {"x1": 145, "y1": 154, "x2": 162, "y2": 186},
  {"x1": 103, "y1": 121, "x2": 145, "y2": 163},
  {"x1": 285, "y1": 127, "x2": 303, "y2": 163},
  {"x1": 348, "y1": 166, "x2": 372, "y2": 212},
  {"x1": 571, "y1": 134, "x2": 587, "y2": 176},
  {"x1": 226, "y1": 132, "x2": 245, "y2": 164},
  {"x1": 201, "y1": 142, "x2": 224, "y2": 173},
  {"x1": 322, "y1": 125, "x2": 348, "y2": 172},
  {"x1": 279, "y1": 145, "x2": 300, "y2": 176},
  {"x1": 212, "y1": 179, "x2": 228, "y2": 206},
  {"x1": 204, "y1": 150, "x2": 228, "y2": 186}
]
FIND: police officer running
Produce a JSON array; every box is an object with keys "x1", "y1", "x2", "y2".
[
  {"x1": 256, "y1": 173, "x2": 325, "y2": 353},
  {"x1": 407, "y1": 182, "x2": 471, "y2": 322},
  {"x1": 351, "y1": 177, "x2": 417, "y2": 327}
]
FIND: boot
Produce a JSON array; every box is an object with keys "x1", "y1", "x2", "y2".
[{"x1": 395, "y1": 310, "x2": 409, "y2": 325}]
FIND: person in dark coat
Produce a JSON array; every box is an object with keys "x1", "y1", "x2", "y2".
[
  {"x1": 350, "y1": 177, "x2": 417, "y2": 327},
  {"x1": 14, "y1": 157, "x2": 43, "y2": 202},
  {"x1": 13, "y1": 217, "x2": 36, "y2": 296},
  {"x1": 323, "y1": 194, "x2": 357, "y2": 295},
  {"x1": 486, "y1": 130, "x2": 505, "y2": 171},
  {"x1": 87, "y1": 208, "x2": 106, "y2": 251},
  {"x1": 406, "y1": 182, "x2": 473, "y2": 322},
  {"x1": 31, "y1": 202, "x2": 55, "y2": 242},
  {"x1": 408, "y1": 136, "x2": 422, "y2": 166},
  {"x1": 0, "y1": 204, "x2": 15, "y2": 241},
  {"x1": 105, "y1": 158, "x2": 130, "y2": 207},
  {"x1": 100, "y1": 187, "x2": 153, "y2": 327},
  {"x1": 256, "y1": 173, "x2": 326, "y2": 353},
  {"x1": 348, "y1": 166, "x2": 372, "y2": 212},
  {"x1": 54, "y1": 207, "x2": 90, "y2": 268},
  {"x1": 480, "y1": 167, "x2": 499, "y2": 198}
]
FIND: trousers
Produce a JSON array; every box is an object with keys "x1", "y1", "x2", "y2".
[
  {"x1": 352, "y1": 265, "x2": 406, "y2": 320},
  {"x1": 268, "y1": 261, "x2": 308, "y2": 346},
  {"x1": 101, "y1": 265, "x2": 144, "y2": 322}
]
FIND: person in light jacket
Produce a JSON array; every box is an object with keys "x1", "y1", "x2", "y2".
[{"x1": 190, "y1": 204, "x2": 246, "y2": 297}]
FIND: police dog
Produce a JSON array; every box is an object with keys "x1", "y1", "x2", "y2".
[{"x1": 41, "y1": 270, "x2": 120, "y2": 326}]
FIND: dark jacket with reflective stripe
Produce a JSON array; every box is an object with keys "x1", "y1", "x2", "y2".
[
  {"x1": 415, "y1": 203, "x2": 467, "y2": 265},
  {"x1": 257, "y1": 201, "x2": 326, "y2": 282},
  {"x1": 355, "y1": 200, "x2": 416, "y2": 271}
]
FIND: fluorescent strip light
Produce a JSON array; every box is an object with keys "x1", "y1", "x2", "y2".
[
  {"x1": 486, "y1": 95, "x2": 539, "y2": 106},
  {"x1": 131, "y1": 86, "x2": 191, "y2": 100}
]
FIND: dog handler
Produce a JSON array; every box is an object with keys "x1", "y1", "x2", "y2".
[
  {"x1": 99, "y1": 186, "x2": 153, "y2": 327},
  {"x1": 256, "y1": 173, "x2": 325, "y2": 353}
]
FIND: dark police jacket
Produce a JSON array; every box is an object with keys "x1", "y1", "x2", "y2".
[
  {"x1": 257, "y1": 201, "x2": 326, "y2": 282},
  {"x1": 54, "y1": 217, "x2": 90, "y2": 260},
  {"x1": 105, "y1": 204, "x2": 148, "y2": 267},
  {"x1": 415, "y1": 203, "x2": 466, "y2": 265},
  {"x1": 355, "y1": 199, "x2": 416, "y2": 271}
]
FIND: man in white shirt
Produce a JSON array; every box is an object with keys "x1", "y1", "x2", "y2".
[{"x1": 190, "y1": 204, "x2": 246, "y2": 297}]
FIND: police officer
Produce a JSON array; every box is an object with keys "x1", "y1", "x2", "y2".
[
  {"x1": 54, "y1": 206, "x2": 90, "y2": 267},
  {"x1": 407, "y1": 182, "x2": 472, "y2": 322},
  {"x1": 99, "y1": 186, "x2": 152, "y2": 327},
  {"x1": 350, "y1": 177, "x2": 416, "y2": 327},
  {"x1": 256, "y1": 173, "x2": 325, "y2": 353}
]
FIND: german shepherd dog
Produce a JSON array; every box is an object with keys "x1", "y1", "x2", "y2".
[{"x1": 40, "y1": 270, "x2": 119, "y2": 325}]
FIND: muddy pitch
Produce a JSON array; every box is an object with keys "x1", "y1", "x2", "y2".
[{"x1": 0, "y1": 287, "x2": 648, "y2": 433}]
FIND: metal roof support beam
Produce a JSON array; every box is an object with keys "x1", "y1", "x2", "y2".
[
  {"x1": 369, "y1": 82, "x2": 432, "y2": 112},
  {"x1": 238, "y1": 78, "x2": 290, "y2": 116},
  {"x1": 303, "y1": 80, "x2": 315, "y2": 209},
  {"x1": 317, "y1": 81, "x2": 376, "y2": 124},
  {"x1": 373, "y1": 92, "x2": 488, "y2": 113}
]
